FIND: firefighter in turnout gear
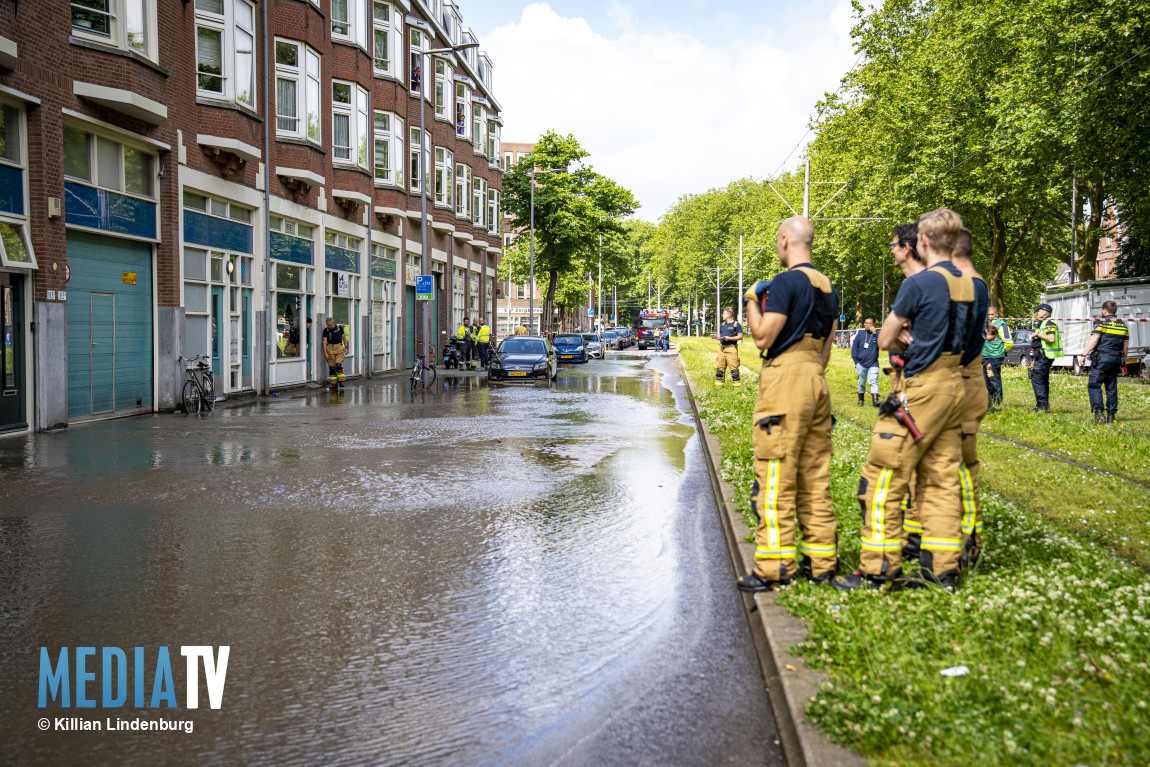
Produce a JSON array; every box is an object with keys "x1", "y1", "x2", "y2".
[
  {"x1": 322, "y1": 318, "x2": 348, "y2": 390},
  {"x1": 1082, "y1": 300, "x2": 1129, "y2": 423},
  {"x1": 712, "y1": 306, "x2": 745, "y2": 389},
  {"x1": 1029, "y1": 304, "x2": 1060, "y2": 412},
  {"x1": 735, "y1": 216, "x2": 839, "y2": 592},
  {"x1": 834, "y1": 208, "x2": 975, "y2": 593}
]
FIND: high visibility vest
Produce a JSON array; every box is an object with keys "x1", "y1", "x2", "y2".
[
  {"x1": 991, "y1": 318, "x2": 1013, "y2": 351},
  {"x1": 456, "y1": 324, "x2": 469, "y2": 341},
  {"x1": 1038, "y1": 318, "x2": 1061, "y2": 359},
  {"x1": 469, "y1": 324, "x2": 480, "y2": 340},
  {"x1": 477, "y1": 323, "x2": 491, "y2": 343}
]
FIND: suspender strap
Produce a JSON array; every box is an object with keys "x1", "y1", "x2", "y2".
[
  {"x1": 927, "y1": 265, "x2": 974, "y2": 354},
  {"x1": 793, "y1": 265, "x2": 835, "y2": 340}
]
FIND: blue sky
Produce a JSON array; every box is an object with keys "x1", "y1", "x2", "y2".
[{"x1": 455, "y1": 1, "x2": 861, "y2": 220}]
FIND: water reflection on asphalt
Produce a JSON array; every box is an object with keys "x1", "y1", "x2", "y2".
[{"x1": 0, "y1": 352, "x2": 779, "y2": 767}]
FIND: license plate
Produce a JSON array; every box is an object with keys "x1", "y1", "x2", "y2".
[
  {"x1": 562, "y1": 355, "x2": 573, "y2": 359},
  {"x1": 510, "y1": 371, "x2": 527, "y2": 377}
]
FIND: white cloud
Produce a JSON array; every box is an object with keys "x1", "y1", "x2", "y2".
[{"x1": 484, "y1": 2, "x2": 858, "y2": 220}]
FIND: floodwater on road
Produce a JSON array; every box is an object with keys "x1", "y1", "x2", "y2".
[{"x1": 0, "y1": 352, "x2": 780, "y2": 767}]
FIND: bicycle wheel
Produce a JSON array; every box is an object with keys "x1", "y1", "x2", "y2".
[
  {"x1": 427, "y1": 365, "x2": 437, "y2": 385},
  {"x1": 410, "y1": 365, "x2": 421, "y2": 389},
  {"x1": 202, "y1": 374, "x2": 215, "y2": 411},
  {"x1": 182, "y1": 380, "x2": 201, "y2": 415}
]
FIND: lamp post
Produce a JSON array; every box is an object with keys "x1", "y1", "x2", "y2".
[
  {"x1": 528, "y1": 166, "x2": 566, "y2": 334},
  {"x1": 419, "y1": 43, "x2": 477, "y2": 365}
]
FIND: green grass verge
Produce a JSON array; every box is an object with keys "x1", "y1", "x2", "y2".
[{"x1": 678, "y1": 337, "x2": 1150, "y2": 767}]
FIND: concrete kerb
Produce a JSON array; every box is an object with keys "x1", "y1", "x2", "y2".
[{"x1": 676, "y1": 353, "x2": 865, "y2": 767}]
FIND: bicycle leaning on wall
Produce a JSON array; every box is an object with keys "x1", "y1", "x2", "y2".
[{"x1": 178, "y1": 355, "x2": 215, "y2": 414}]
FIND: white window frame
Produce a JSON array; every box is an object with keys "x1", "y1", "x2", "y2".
[
  {"x1": 72, "y1": 0, "x2": 159, "y2": 62},
  {"x1": 409, "y1": 127, "x2": 430, "y2": 195},
  {"x1": 275, "y1": 39, "x2": 321, "y2": 143},
  {"x1": 454, "y1": 163, "x2": 470, "y2": 219},
  {"x1": 373, "y1": 110, "x2": 404, "y2": 187},
  {"x1": 487, "y1": 121, "x2": 500, "y2": 167},
  {"x1": 331, "y1": 0, "x2": 370, "y2": 49},
  {"x1": 63, "y1": 125, "x2": 158, "y2": 202},
  {"x1": 409, "y1": 28, "x2": 427, "y2": 97},
  {"x1": 332, "y1": 80, "x2": 370, "y2": 169},
  {"x1": 372, "y1": 1, "x2": 403, "y2": 80},
  {"x1": 472, "y1": 103, "x2": 487, "y2": 157},
  {"x1": 434, "y1": 58, "x2": 453, "y2": 121},
  {"x1": 472, "y1": 175, "x2": 486, "y2": 228},
  {"x1": 487, "y1": 189, "x2": 499, "y2": 234},
  {"x1": 455, "y1": 82, "x2": 472, "y2": 141},
  {"x1": 0, "y1": 101, "x2": 34, "y2": 269},
  {"x1": 194, "y1": 0, "x2": 256, "y2": 109},
  {"x1": 434, "y1": 146, "x2": 453, "y2": 208}
]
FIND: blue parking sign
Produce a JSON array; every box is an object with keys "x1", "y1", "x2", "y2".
[{"x1": 416, "y1": 275, "x2": 433, "y2": 300}]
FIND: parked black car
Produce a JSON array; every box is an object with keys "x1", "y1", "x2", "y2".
[
  {"x1": 1005, "y1": 329, "x2": 1034, "y2": 366},
  {"x1": 488, "y1": 336, "x2": 558, "y2": 381}
]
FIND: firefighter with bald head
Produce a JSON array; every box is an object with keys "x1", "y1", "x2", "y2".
[{"x1": 736, "y1": 216, "x2": 839, "y2": 592}]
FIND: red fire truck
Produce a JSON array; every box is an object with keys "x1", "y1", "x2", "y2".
[{"x1": 636, "y1": 310, "x2": 669, "y2": 350}]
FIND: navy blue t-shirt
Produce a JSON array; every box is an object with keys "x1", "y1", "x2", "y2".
[
  {"x1": 762, "y1": 264, "x2": 839, "y2": 360},
  {"x1": 719, "y1": 321, "x2": 742, "y2": 345},
  {"x1": 890, "y1": 261, "x2": 973, "y2": 377},
  {"x1": 961, "y1": 276, "x2": 990, "y2": 366}
]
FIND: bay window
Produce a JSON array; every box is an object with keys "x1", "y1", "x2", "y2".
[
  {"x1": 434, "y1": 147, "x2": 453, "y2": 208},
  {"x1": 73, "y1": 0, "x2": 158, "y2": 61},
  {"x1": 194, "y1": 0, "x2": 256, "y2": 108},
  {"x1": 409, "y1": 28, "x2": 427, "y2": 96},
  {"x1": 472, "y1": 176, "x2": 487, "y2": 228},
  {"x1": 487, "y1": 120, "x2": 501, "y2": 165},
  {"x1": 332, "y1": 0, "x2": 370, "y2": 49},
  {"x1": 434, "y1": 59, "x2": 453, "y2": 121},
  {"x1": 455, "y1": 163, "x2": 470, "y2": 219},
  {"x1": 472, "y1": 103, "x2": 487, "y2": 156},
  {"x1": 276, "y1": 40, "x2": 321, "y2": 143},
  {"x1": 332, "y1": 81, "x2": 370, "y2": 169},
  {"x1": 372, "y1": 2, "x2": 402, "y2": 79},
  {"x1": 455, "y1": 83, "x2": 472, "y2": 140},
  {"x1": 487, "y1": 189, "x2": 499, "y2": 233},
  {"x1": 373, "y1": 111, "x2": 404, "y2": 187},
  {"x1": 409, "y1": 127, "x2": 430, "y2": 194}
]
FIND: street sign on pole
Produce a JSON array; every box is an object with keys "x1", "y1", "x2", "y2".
[
  {"x1": 416, "y1": 275, "x2": 433, "y2": 301},
  {"x1": 587, "y1": 309, "x2": 593, "y2": 316}
]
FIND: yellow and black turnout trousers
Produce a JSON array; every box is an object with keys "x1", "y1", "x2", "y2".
[{"x1": 749, "y1": 337, "x2": 838, "y2": 580}]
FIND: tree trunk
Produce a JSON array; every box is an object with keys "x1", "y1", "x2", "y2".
[
  {"x1": 855, "y1": 293, "x2": 865, "y2": 327},
  {"x1": 542, "y1": 260, "x2": 559, "y2": 333},
  {"x1": 1076, "y1": 175, "x2": 1106, "y2": 282}
]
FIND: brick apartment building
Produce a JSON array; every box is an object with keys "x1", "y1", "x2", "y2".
[{"x1": 0, "y1": 0, "x2": 504, "y2": 434}]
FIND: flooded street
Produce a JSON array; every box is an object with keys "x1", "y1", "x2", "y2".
[{"x1": 1, "y1": 352, "x2": 780, "y2": 767}]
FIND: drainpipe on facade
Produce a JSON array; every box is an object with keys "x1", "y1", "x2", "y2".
[
  {"x1": 365, "y1": 189, "x2": 374, "y2": 379},
  {"x1": 260, "y1": 0, "x2": 272, "y2": 396}
]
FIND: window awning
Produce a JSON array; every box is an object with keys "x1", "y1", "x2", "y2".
[{"x1": 73, "y1": 81, "x2": 167, "y2": 124}]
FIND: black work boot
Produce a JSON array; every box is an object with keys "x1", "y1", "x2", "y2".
[
  {"x1": 1093, "y1": 409, "x2": 1106, "y2": 424},
  {"x1": 1107, "y1": 411, "x2": 1117, "y2": 423},
  {"x1": 799, "y1": 556, "x2": 837, "y2": 585},
  {"x1": 902, "y1": 569, "x2": 957, "y2": 593},
  {"x1": 872, "y1": 393, "x2": 881, "y2": 407},
  {"x1": 831, "y1": 571, "x2": 899, "y2": 593},
  {"x1": 736, "y1": 571, "x2": 793, "y2": 593},
  {"x1": 857, "y1": 393, "x2": 864, "y2": 406},
  {"x1": 902, "y1": 533, "x2": 921, "y2": 562}
]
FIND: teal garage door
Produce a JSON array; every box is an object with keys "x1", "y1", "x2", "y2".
[{"x1": 66, "y1": 231, "x2": 154, "y2": 418}]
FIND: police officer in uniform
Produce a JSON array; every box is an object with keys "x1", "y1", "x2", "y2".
[
  {"x1": 1082, "y1": 300, "x2": 1129, "y2": 423},
  {"x1": 711, "y1": 307, "x2": 744, "y2": 389},
  {"x1": 1029, "y1": 304, "x2": 1061, "y2": 412},
  {"x1": 736, "y1": 216, "x2": 839, "y2": 592},
  {"x1": 835, "y1": 208, "x2": 974, "y2": 593},
  {"x1": 322, "y1": 317, "x2": 348, "y2": 390}
]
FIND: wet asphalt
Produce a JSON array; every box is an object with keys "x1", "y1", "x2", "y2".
[{"x1": 0, "y1": 350, "x2": 781, "y2": 767}]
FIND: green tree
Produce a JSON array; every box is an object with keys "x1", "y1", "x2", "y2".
[{"x1": 501, "y1": 131, "x2": 638, "y2": 327}]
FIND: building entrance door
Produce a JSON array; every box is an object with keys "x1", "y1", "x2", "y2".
[{"x1": 0, "y1": 276, "x2": 26, "y2": 431}]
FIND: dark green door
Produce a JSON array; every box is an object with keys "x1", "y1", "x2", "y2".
[
  {"x1": 241, "y1": 289, "x2": 252, "y2": 381},
  {"x1": 0, "y1": 278, "x2": 25, "y2": 431},
  {"x1": 66, "y1": 231, "x2": 153, "y2": 419}
]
